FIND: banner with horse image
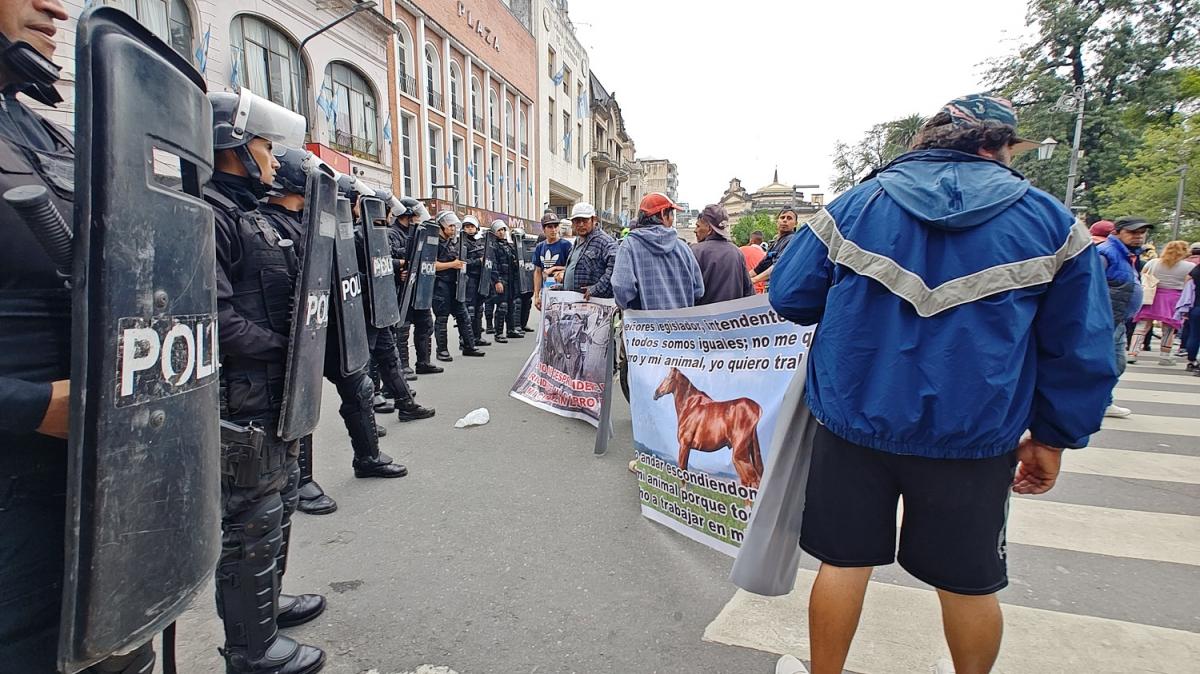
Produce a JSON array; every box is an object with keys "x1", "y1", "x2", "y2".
[
  {"x1": 623, "y1": 294, "x2": 814, "y2": 556},
  {"x1": 510, "y1": 290, "x2": 617, "y2": 427}
]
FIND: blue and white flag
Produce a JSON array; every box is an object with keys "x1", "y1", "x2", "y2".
[
  {"x1": 382, "y1": 116, "x2": 392, "y2": 143},
  {"x1": 229, "y1": 48, "x2": 242, "y2": 89},
  {"x1": 194, "y1": 24, "x2": 212, "y2": 74},
  {"x1": 467, "y1": 162, "x2": 476, "y2": 178},
  {"x1": 488, "y1": 169, "x2": 494, "y2": 185},
  {"x1": 563, "y1": 129, "x2": 572, "y2": 155},
  {"x1": 315, "y1": 92, "x2": 335, "y2": 126},
  {"x1": 577, "y1": 92, "x2": 588, "y2": 119},
  {"x1": 551, "y1": 66, "x2": 565, "y2": 86}
]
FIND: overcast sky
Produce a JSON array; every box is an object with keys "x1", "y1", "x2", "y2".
[{"x1": 568, "y1": 0, "x2": 1034, "y2": 207}]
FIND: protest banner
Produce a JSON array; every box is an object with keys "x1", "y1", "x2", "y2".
[
  {"x1": 510, "y1": 290, "x2": 617, "y2": 428},
  {"x1": 623, "y1": 294, "x2": 814, "y2": 556}
]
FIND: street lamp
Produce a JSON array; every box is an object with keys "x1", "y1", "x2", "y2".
[
  {"x1": 1037, "y1": 137, "x2": 1058, "y2": 161},
  {"x1": 299, "y1": 1, "x2": 377, "y2": 51},
  {"x1": 1054, "y1": 86, "x2": 1086, "y2": 209},
  {"x1": 1171, "y1": 164, "x2": 1188, "y2": 240}
]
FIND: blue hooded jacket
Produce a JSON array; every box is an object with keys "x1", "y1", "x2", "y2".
[{"x1": 769, "y1": 150, "x2": 1117, "y2": 458}]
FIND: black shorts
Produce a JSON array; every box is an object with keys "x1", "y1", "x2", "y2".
[{"x1": 799, "y1": 424, "x2": 1017, "y2": 595}]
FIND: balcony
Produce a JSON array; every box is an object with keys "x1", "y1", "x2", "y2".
[
  {"x1": 452, "y1": 103, "x2": 465, "y2": 123},
  {"x1": 520, "y1": 142, "x2": 528, "y2": 156},
  {"x1": 592, "y1": 150, "x2": 616, "y2": 169},
  {"x1": 399, "y1": 74, "x2": 417, "y2": 98},
  {"x1": 490, "y1": 125, "x2": 501, "y2": 141},
  {"x1": 472, "y1": 115, "x2": 484, "y2": 133},
  {"x1": 506, "y1": 133, "x2": 516, "y2": 148},
  {"x1": 331, "y1": 131, "x2": 377, "y2": 162},
  {"x1": 427, "y1": 89, "x2": 443, "y2": 110}
]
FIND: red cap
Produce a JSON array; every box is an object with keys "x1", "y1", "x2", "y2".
[
  {"x1": 638, "y1": 192, "x2": 683, "y2": 217},
  {"x1": 1090, "y1": 220, "x2": 1115, "y2": 237}
]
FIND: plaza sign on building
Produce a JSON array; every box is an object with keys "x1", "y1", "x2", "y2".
[{"x1": 458, "y1": 2, "x2": 501, "y2": 52}]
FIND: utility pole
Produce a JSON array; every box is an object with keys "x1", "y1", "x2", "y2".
[{"x1": 1055, "y1": 86, "x2": 1086, "y2": 209}]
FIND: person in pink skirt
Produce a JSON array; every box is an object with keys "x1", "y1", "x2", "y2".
[{"x1": 1129, "y1": 240, "x2": 1198, "y2": 365}]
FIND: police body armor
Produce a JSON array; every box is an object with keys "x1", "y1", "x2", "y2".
[
  {"x1": 398, "y1": 221, "x2": 440, "y2": 315},
  {"x1": 358, "y1": 196, "x2": 401, "y2": 328},
  {"x1": 276, "y1": 170, "x2": 338, "y2": 441},
  {"x1": 331, "y1": 196, "x2": 369, "y2": 375},
  {"x1": 478, "y1": 231, "x2": 496, "y2": 298},
  {"x1": 59, "y1": 8, "x2": 220, "y2": 671},
  {"x1": 455, "y1": 234, "x2": 468, "y2": 303},
  {"x1": 515, "y1": 234, "x2": 533, "y2": 294}
]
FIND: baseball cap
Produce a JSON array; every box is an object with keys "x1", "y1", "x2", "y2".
[
  {"x1": 1089, "y1": 220, "x2": 1115, "y2": 237},
  {"x1": 638, "y1": 192, "x2": 683, "y2": 217},
  {"x1": 1191, "y1": 241, "x2": 1200, "y2": 253},
  {"x1": 540, "y1": 211, "x2": 560, "y2": 226},
  {"x1": 699, "y1": 204, "x2": 730, "y2": 238},
  {"x1": 939, "y1": 93, "x2": 1038, "y2": 154},
  {"x1": 1114, "y1": 217, "x2": 1152, "y2": 232},
  {"x1": 570, "y1": 202, "x2": 596, "y2": 220}
]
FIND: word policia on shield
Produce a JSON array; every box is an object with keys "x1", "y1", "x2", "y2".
[
  {"x1": 624, "y1": 295, "x2": 814, "y2": 556},
  {"x1": 510, "y1": 290, "x2": 618, "y2": 427}
]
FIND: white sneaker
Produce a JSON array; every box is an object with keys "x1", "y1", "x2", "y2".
[
  {"x1": 1105, "y1": 404, "x2": 1133, "y2": 418},
  {"x1": 776, "y1": 654, "x2": 810, "y2": 674},
  {"x1": 931, "y1": 658, "x2": 956, "y2": 674}
]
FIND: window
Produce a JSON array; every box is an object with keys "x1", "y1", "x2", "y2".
[
  {"x1": 112, "y1": 0, "x2": 194, "y2": 62},
  {"x1": 504, "y1": 100, "x2": 514, "y2": 147},
  {"x1": 488, "y1": 89, "x2": 499, "y2": 140},
  {"x1": 578, "y1": 122, "x2": 584, "y2": 168},
  {"x1": 562, "y1": 111, "x2": 571, "y2": 159},
  {"x1": 519, "y1": 108, "x2": 528, "y2": 155},
  {"x1": 519, "y1": 166, "x2": 529, "y2": 217},
  {"x1": 322, "y1": 62, "x2": 378, "y2": 160},
  {"x1": 230, "y1": 15, "x2": 309, "y2": 121},
  {"x1": 562, "y1": 66, "x2": 571, "y2": 97},
  {"x1": 547, "y1": 46, "x2": 556, "y2": 79},
  {"x1": 505, "y1": 160, "x2": 515, "y2": 214},
  {"x1": 449, "y1": 62, "x2": 464, "y2": 123},
  {"x1": 396, "y1": 23, "x2": 416, "y2": 97},
  {"x1": 424, "y1": 43, "x2": 442, "y2": 109},
  {"x1": 489, "y1": 152, "x2": 500, "y2": 211},
  {"x1": 470, "y1": 76, "x2": 483, "y2": 132},
  {"x1": 472, "y1": 145, "x2": 483, "y2": 207},
  {"x1": 400, "y1": 113, "x2": 415, "y2": 197},
  {"x1": 548, "y1": 99, "x2": 556, "y2": 153},
  {"x1": 451, "y1": 136, "x2": 464, "y2": 197},
  {"x1": 428, "y1": 124, "x2": 442, "y2": 193}
]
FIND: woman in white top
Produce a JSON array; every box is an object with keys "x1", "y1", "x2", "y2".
[{"x1": 1129, "y1": 240, "x2": 1198, "y2": 364}]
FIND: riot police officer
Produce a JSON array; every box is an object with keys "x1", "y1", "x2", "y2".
[
  {"x1": 490, "y1": 220, "x2": 522, "y2": 343},
  {"x1": 205, "y1": 90, "x2": 326, "y2": 674},
  {"x1": 432, "y1": 210, "x2": 485, "y2": 361},
  {"x1": 461, "y1": 216, "x2": 491, "y2": 347},
  {"x1": 0, "y1": 3, "x2": 163, "y2": 671},
  {"x1": 389, "y1": 198, "x2": 442, "y2": 375}
]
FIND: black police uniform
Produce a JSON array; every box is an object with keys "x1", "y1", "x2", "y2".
[
  {"x1": 432, "y1": 234, "x2": 482, "y2": 358},
  {"x1": 517, "y1": 234, "x2": 536, "y2": 331},
  {"x1": 206, "y1": 174, "x2": 325, "y2": 673},
  {"x1": 388, "y1": 219, "x2": 438, "y2": 373},
  {"x1": 491, "y1": 236, "x2": 522, "y2": 341},
  {"x1": 462, "y1": 233, "x2": 490, "y2": 345},
  {"x1": 0, "y1": 86, "x2": 157, "y2": 674}
]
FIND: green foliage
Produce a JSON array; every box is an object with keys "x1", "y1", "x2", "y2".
[
  {"x1": 730, "y1": 212, "x2": 777, "y2": 247},
  {"x1": 1098, "y1": 115, "x2": 1199, "y2": 229},
  {"x1": 830, "y1": 114, "x2": 927, "y2": 193}
]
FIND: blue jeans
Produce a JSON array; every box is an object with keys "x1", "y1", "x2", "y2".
[
  {"x1": 1186, "y1": 307, "x2": 1200, "y2": 362},
  {"x1": 1108, "y1": 322, "x2": 1128, "y2": 406}
]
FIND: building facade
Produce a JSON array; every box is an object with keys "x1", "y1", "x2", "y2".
[
  {"x1": 637, "y1": 158, "x2": 679, "y2": 203},
  {"x1": 535, "y1": 0, "x2": 591, "y2": 219},
  {"x1": 719, "y1": 171, "x2": 824, "y2": 220},
  {"x1": 50, "y1": 0, "x2": 540, "y2": 229},
  {"x1": 589, "y1": 73, "x2": 639, "y2": 232}
]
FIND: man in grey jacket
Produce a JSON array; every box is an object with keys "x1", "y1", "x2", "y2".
[{"x1": 690, "y1": 204, "x2": 755, "y2": 305}]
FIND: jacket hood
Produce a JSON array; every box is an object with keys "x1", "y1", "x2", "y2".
[
  {"x1": 875, "y1": 149, "x2": 1030, "y2": 231},
  {"x1": 628, "y1": 225, "x2": 682, "y2": 255}
]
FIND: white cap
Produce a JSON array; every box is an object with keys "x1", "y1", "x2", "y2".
[{"x1": 569, "y1": 202, "x2": 596, "y2": 219}]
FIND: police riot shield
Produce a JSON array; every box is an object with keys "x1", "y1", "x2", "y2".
[
  {"x1": 277, "y1": 170, "x2": 337, "y2": 441},
  {"x1": 411, "y1": 221, "x2": 441, "y2": 310},
  {"x1": 478, "y1": 231, "x2": 496, "y2": 298},
  {"x1": 455, "y1": 233, "x2": 468, "y2": 303},
  {"x1": 63, "y1": 8, "x2": 219, "y2": 671},
  {"x1": 332, "y1": 196, "x2": 370, "y2": 375},
  {"x1": 359, "y1": 196, "x2": 401, "y2": 328},
  {"x1": 516, "y1": 234, "x2": 534, "y2": 294}
]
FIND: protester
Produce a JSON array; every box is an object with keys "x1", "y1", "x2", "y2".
[
  {"x1": 533, "y1": 214, "x2": 573, "y2": 310},
  {"x1": 1177, "y1": 242, "x2": 1200, "y2": 357},
  {"x1": 612, "y1": 193, "x2": 704, "y2": 311},
  {"x1": 739, "y1": 230, "x2": 767, "y2": 294},
  {"x1": 768, "y1": 94, "x2": 1116, "y2": 674},
  {"x1": 749, "y1": 209, "x2": 799, "y2": 286},
  {"x1": 690, "y1": 204, "x2": 754, "y2": 305},
  {"x1": 1090, "y1": 220, "x2": 1115, "y2": 245},
  {"x1": 1128, "y1": 240, "x2": 1196, "y2": 364},
  {"x1": 1095, "y1": 217, "x2": 1151, "y2": 417},
  {"x1": 557, "y1": 202, "x2": 617, "y2": 299}
]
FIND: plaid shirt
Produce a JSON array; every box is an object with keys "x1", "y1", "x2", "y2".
[{"x1": 563, "y1": 229, "x2": 617, "y2": 298}]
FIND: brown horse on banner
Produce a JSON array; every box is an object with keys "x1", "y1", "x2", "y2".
[{"x1": 653, "y1": 368, "x2": 764, "y2": 488}]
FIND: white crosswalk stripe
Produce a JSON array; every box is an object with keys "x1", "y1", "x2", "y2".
[{"x1": 704, "y1": 361, "x2": 1200, "y2": 673}]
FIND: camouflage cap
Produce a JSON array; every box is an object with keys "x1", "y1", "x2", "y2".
[{"x1": 939, "y1": 93, "x2": 1038, "y2": 153}]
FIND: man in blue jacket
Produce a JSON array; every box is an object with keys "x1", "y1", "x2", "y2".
[
  {"x1": 769, "y1": 94, "x2": 1116, "y2": 674},
  {"x1": 1095, "y1": 217, "x2": 1152, "y2": 418}
]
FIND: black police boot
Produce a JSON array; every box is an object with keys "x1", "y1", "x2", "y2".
[
  {"x1": 372, "y1": 393, "x2": 394, "y2": 414},
  {"x1": 396, "y1": 398, "x2": 436, "y2": 422},
  {"x1": 493, "y1": 304, "x2": 508, "y2": 343},
  {"x1": 506, "y1": 330, "x2": 525, "y2": 338},
  {"x1": 403, "y1": 367, "x2": 417, "y2": 381},
  {"x1": 475, "y1": 337, "x2": 491, "y2": 346},
  {"x1": 277, "y1": 593, "x2": 326, "y2": 628},
  {"x1": 462, "y1": 348, "x2": 486, "y2": 357},
  {"x1": 296, "y1": 481, "x2": 337, "y2": 515},
  {"x1": 435, "y1": 316, "x2": 453, "y2": 361},
  {"x1": 222, "y1": 635, "x2": 325, "y2": 674},
  {"x1": 415, "y1": 361, "x2": 444, "y2": 374},
  {"x1": 353, "y1": 450, "x2": 409, "y2": 478}
]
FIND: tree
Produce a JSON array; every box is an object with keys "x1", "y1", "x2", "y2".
[
  {"x1": 1099, "y1": 115, "x2": 1200, "y2": 234},
  {"x1": 829, "y1": 114, "x2": 926, "y2": 193},
  {"x1": 988, "y1": 0, "x2": 1200, "y2": 216},
  {"x1": 731, "y1": 212, "x2": 777, "y2": 247}
]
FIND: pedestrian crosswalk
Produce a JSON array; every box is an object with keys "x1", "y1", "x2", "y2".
[{"x1": 703, "y1": 360, "x2": 1200, "y2": 673}]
